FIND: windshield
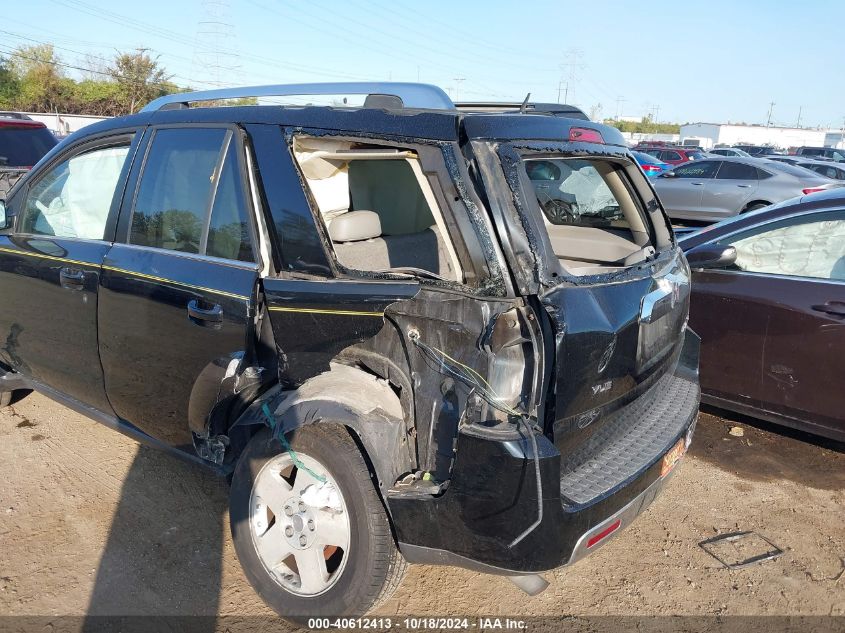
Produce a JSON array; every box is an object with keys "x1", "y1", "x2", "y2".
[{"x1": 0, "y1": 126, "x2": 57, "y2": 167}]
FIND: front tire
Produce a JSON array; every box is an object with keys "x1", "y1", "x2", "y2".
[{"x1": 229, "y1": 424, "x2": 407, "y2": 622}]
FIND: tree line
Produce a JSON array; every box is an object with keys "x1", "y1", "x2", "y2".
[{"x1": 0, "y1": 44, "x2": 180, "y2": 117}]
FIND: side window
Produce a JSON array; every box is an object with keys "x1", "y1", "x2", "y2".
[
  {"x1": 130, "y1": 128, "x2": 253, "y2": 262},
  {"x1": 716, "y1": 161, "x2": 759, "y2": 180},
  {"x1": 207, "y1": 142, "x2": 254, "y2": 262},
  {"x1": 672, "y1": 161, "x2": 719, "y2": 178},
  {"x1": 661, "y1": 151, "x2": 681, "y2": 161},
  {"x1": 21, "y1": 143, "x2": 130, "y2": 239},
  {"x1": 719, "y1": 212, "x2": 845, "y2": 280},
  {"x1": 291, "y1": 136, "x2": 461, "y2": 281}
]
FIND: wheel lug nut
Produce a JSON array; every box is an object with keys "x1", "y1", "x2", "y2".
[
  {"x1": 284, "y1": 506, "x2": 294, "y2": 516},
  {"x1": 308, "y1": 519, "x2": 315, "y2": 531},
  {"x1": 298, "y1": 501, "x2": 306, "y2": 512},
  {"x1": 299, "y1": 535, "x2": 307, "y2": 546},
  {"x1": 285, "y1": 526, "x2": 293, "y2": 537}
]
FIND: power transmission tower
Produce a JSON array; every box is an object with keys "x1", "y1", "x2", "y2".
[
  {"x1": 766, "y1": 101, "x2": 776, "y2": 129},
  {"x1": 615, "y1": 96, "x2": 626, "y2": 121},
  {"x1": 796, "y1": 106, "x2": 803, "y2": 128},
  {"x1": 192, "y1": 0, "x2": 241, "y2": 89},
  {"x1": 558, "y1": 48, "x2": 584, "y2": 104},
  {"x1": 452, "y1": 77, "x2": 465, "y2": 101}
]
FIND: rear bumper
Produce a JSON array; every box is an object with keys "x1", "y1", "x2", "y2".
[{"x1": 393, "y1": 329, "x2": 700, "y2": 574}]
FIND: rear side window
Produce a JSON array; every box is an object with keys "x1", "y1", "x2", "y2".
[
  {"x1": 716, "y1": 162, "x2": 758, "y2": 180},
  {"x1": 130, "y1": 128, "x2": 253, "y2": 262},
  {"x1": 660, "y1": 151, "x2": 681, "y2": 161},
  {"x1": 0, "y1": 125, "x2": 57, "y2": 167}
]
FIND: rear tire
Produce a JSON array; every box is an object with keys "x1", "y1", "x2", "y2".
[
  {"x1": 229, "y1": 424, "x2": 407, "y2": 623},
  {"x1": 743, "y1": 202, "x2": 770, "y2": 213}
]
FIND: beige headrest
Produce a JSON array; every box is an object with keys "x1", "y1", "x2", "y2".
[{"x1": 328, "y1": 210, "x2": 382, "y2": 242}]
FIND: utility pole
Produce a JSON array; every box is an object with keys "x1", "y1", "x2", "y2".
[
  {"x1": 766, "y1": 101, "x2": 775, "y2": 129},
  {"x1": 452, "y1": 77, "x2": 465, "y2": 101},
  {"x1": 796, "y1": 105, "x2": 803, "y2": 128},
  {"x1": 650, "y1": 104, "x2": 660, "y2": 122},
  {"x1": 615, "y1": 96, "x2": 626, "y2": 121}
]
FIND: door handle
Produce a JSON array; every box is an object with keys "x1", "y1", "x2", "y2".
[
  {"x1": 737, "y1": 184, "x2": 752, "y2": 188},
  {"x1": 691, "y1": 182, "x2": 704, "y2": 186},
  {"x1": 811, "y1": 301, "x2": 845, "y2": 317},
  {"x1": 187, "y1": 299, "x2": 223, "y2": 325},
  {"x1": 59, "y1": 267, "x2": 85, "y2": 290}
]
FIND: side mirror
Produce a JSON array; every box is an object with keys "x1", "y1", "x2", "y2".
[
  {"x1": 685, "y1": 245, "x2": 737, "y2": 269},
  {"x1": 659, "y1": 171, "x2": 677, "y2": 178},
  {"x1": 0, "y1": 200, "x2": 7, "y2": 230}
]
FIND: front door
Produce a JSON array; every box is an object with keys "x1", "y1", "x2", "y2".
[
  {"x1": 692, "y1": 209, "x2": 845, "y2": 438},
  {"x1": 98, "y1": 126, "x2": 259, "y2": 450},
  {"x1": 654, "y1": 160, "x2": 719, "y2": 220},
  {"x1": 700, "y1": 160, "x2": 759, "y2": 217},
  {"x1": 0, "y1": 132, "x2": 138, "y2": 412}
]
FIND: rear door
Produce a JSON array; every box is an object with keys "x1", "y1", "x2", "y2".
[
  {"x1": 700, "y1": 160, "x2": 758, "y2": 216},
  {"x1": 98, "y1": 125, "x2": 259, "y2": 450},
  {"x1": 0, "y1": 131, "x2": 138, "y2": 412}
]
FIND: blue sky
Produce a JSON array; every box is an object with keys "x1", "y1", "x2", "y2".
[{"x1": 6, "y1": 0, "x2": 845, "y2": 128}]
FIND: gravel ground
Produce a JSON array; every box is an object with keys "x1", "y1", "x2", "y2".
[{"x1": 0, "y1": 392, "x2": 843, "y2": 629}]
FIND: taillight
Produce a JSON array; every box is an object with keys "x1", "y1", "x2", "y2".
[
  {"x1": 802, "y1": 187, "x2": 826, "y2": 195},
  {"x1": 641, "y1": 164, "x2": 661, "y2": 172},
  {"x1": 569, "y1": 127, "x2": 605, "y2": 144}
]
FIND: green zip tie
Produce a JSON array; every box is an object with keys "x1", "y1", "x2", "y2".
[{"x1": 261, "y1": 403, "x2": 327, "y2": 484}]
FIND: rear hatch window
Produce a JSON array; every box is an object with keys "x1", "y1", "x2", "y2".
[
  {"x1": 0, "y1": 125, "x2": 57, "y2": 168},
  {"x1": 520, "y1": 154, "x2": 658, "y2": 275}
]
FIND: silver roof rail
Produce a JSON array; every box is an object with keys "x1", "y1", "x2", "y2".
[{"x1": 140, "y1": 82, "x2": 455, "y2": 113}]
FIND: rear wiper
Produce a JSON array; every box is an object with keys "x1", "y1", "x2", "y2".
[{"x1": 372, "y1": 267, "x2": 450, "y2": 282}]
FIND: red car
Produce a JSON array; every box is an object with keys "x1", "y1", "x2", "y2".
[{"x1": 636, "y1": 146, "x2": 708, "y2": 166}]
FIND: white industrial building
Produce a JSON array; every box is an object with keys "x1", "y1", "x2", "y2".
[{"x1": 679, "y1": 122, "x2": 845, "y2": 151}]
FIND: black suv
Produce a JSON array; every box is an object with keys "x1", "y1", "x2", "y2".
[
  {"x1": 0, "y1": 83, "x2": 699, "y2": 621},
  {"x1": 0, "y1": 114, "x2": 58, "y2": 198}
]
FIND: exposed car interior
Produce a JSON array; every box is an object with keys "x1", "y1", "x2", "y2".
[
  {"x1": 292, "y1": 136, "x2": 462, "y2": 281},
  {"x1": 523, "y1": 157, "x2": 654, "y2": 275}
]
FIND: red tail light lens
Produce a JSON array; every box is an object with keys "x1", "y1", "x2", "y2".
[
  {"x1": 802, "y1": 187, "x2": 826, "y2": 195},
  {"x1": 569, "y1": 127, "x2": 605, "y2": 144},
  {"x1": 641, "y1": 164, "x2": 661, "y2": 172}
]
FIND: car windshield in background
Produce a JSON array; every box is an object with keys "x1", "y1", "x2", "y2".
[
  {"x1": 524, "y1": 157, "x2": 629, "y2": 229},
  {"x1": 0, "y1": 126, "x2": 57, "y2": 167}
]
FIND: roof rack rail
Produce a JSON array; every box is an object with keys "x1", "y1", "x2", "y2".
[{"x1": 141, "y1": 82, "x2": 455, "y2": 113}]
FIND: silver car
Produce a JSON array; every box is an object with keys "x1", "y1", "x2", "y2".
[
  {"x1": 765, "y1": 155, "x2": 845, "y2": 181},
  {"x1": 652, "y1": 156, "x2": 842, "y2": 222}
]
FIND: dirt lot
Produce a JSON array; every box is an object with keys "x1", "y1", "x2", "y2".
[{"x1": 0, "y1": 392, "x2": 843, "y2": 626}]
